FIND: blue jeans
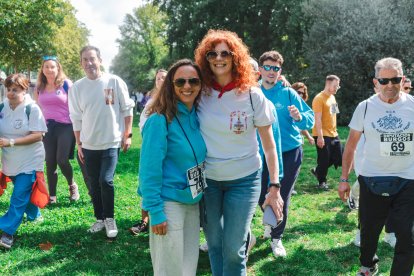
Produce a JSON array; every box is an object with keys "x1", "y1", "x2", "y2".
[
  {"x1": 203, "y1": 170, "x2": 261, "y2": 276},
  {"x1": 83, "y1": 148, "x2": 119, "y2": 220},
  {"x1": 0, "y1": 172, "x2": 41, "y2": 235}
]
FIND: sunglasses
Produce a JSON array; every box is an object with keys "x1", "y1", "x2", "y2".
[
  {"x1": 43, "y1": 55, "x2": 58, "y2": 61},
  {"x1": 403, "y1": 87, "x2": 412, "y2": 91},
  {"x1": 297, "y1": 91, "x2": 305, "y2": 96},
  {"x1": 376, "y1": 77, "x2": 402, "y2": 85},
  {"x1": 173, "y1": 78, "x2": 201, "y2": 88},
  {"x1": 260, "y1": 65, "x2": 281, "y2": 72},
  {"x1": 205, "y1": 50, "x2": 233, "y2": 61}
]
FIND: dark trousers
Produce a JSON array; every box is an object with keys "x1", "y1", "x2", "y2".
[
  {"x1": 358, "y1": 176, "x2": 414, "y2": 275},
  {"x1": 259, "y1": 146, "x2": 303, "y2": 239},
  {"x1": 43, "y1": 122, "x2": 75, "y2": 196},
  {"x1": 77, "y1": 153, "x2": 91, "y2": 196},
  {"x1": 83, "y1": 148, "x2": 119, "y2": 220},
  {"x1": 313, "y1": 136, "x2": 342, "y2": 183}
]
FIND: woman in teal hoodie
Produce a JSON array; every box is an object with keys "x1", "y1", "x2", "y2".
[{"x1": 139, "y1": 59, "x2": 206, "y2": 276}]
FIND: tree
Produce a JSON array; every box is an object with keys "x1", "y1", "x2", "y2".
[
  {"x1": 110, "y1": 3, "x2": 168, "y2": 92},
  {"x1": 0, "y1": 0, "x2": 65, "y2": 73},
  {"x1": 302, "y1": 0, "x2": 414, "y2": 125}
]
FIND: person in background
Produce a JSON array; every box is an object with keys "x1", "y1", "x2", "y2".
[
  {"x1": 0, "y1": 74, "x2": 47, "y2": 249},
  {"x1": 139, "y1": 59, "x2": 206, "y2": 276},
  {"x1": 195, "y1": 30, "x2": 283, "y2": 275},
  {"x1": 311, "y1": 75, "x2": 342, "y2": 190},
  {"x1": 292, "y1": 82, "x2": 315, "y2": 146},
  {"x1": 258, "y1": 50, "x2": 314, "y2": 257},
  {"x1": 34, "y1": 56, "x2": 82, "y2": 204},
  {"x1": 402, "y1": 78, "x2": 412, "y2": 94},
  {"x1": 69, "y1": 45, "x2": 135, "y2": 239},
  {"x1": 129, "y1": 68, "x2": 167, "y2": 236}
]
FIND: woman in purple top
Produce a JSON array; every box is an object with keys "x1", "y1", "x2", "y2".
[{"x1": 34, "y1": 56, "x2": 82, "y2": 203}]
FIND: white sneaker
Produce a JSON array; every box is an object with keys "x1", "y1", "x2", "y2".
[
  {"x1": 353, "y1": 229, "x2": 361, "y2": 247},
  {"x1": 88, "y1": 220, "x2": 105, "y2": 233},
  {"x1": 104, "y1": 218, "x2": 118, "y2": 238},
  {"x1": 271, "y1": 238, "x2": 286, "y2": 257},
  {"x1": 263, "y1": 225, "x2": 272, "y2": 239},
  {"x1": 199, "y1": 242, "x2": 208, "y2": 252},
  {"x1": 383, "y1": 232, "x2": 396, "y2": 248}
]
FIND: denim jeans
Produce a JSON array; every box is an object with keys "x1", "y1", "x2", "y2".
[
  {"x1": 203, "y1": 170, "x2": 261, "y2": 276},
  {"x1": 0, "y1": 172, "x2": 41, "y2": 235},
  {"x1": 83, "y1": 148, "x2": 119, "y2": 220}
]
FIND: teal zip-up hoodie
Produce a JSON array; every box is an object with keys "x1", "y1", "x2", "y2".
[
  {"x1": 139, "y1": 102, "x2": 206, "y2": 226},
  {"x1": 261, "y1": 81, "x2": 315, "y2": 152}
]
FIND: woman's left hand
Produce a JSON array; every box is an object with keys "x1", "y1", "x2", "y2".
[{"x1": 0, "y1": 138, "x2": 10, "y2": 148}]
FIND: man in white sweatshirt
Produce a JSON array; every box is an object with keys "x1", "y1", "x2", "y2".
[{"x1": 69, "y1": 46, "x2": 134, "y2": 238}]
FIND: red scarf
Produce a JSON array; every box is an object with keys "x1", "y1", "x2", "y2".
[{"x1": 212, "y1": 81, "x2": 237, "y2": 98}]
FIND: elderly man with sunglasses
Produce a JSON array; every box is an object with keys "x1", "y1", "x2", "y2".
[
  {"x1": 258, "y1": 50, "x2": 314, "y2": 258},
  {"x1": 339, "y1": 57, "x2": 414, "y2": 276},
  {"x1": 402, "y1": 78, "x2": 412, "y2": 94}
]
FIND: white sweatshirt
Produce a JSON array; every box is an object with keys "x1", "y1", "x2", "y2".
[{"x1": 69, "y1": 73, "x2": 134, "y2": 150}]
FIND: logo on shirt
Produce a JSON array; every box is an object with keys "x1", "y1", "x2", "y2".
[
  {"x1": 330, "y1": 103, "x2": 340, "y2": 114},
  {"x1": 14, "y1": 119, "x2": 23, "y2": 129},
  {"x1": 376, "y1": 113, "x2": 402, "y2": 130},
  {"x1": 104, "y1": 88, "x2": 114, "y2": 105},
  {"x1": 230, "y1": 110, "x2": 247, "y2": 134}
]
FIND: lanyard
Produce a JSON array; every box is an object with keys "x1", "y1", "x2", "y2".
[{"x1": 174, "y1": 114, "x2": 199, "y2": 166}]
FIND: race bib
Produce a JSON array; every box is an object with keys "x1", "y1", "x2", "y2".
[
  {"x1": 380, "y1": 133, "x2": 413, "y2": 157},
  {"x1": 187, "y1": 162, "x2": 207, "y2": 199}
]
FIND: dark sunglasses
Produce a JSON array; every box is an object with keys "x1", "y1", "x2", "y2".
[
  {"x1": 205, "y1": 50, "x2": 233, "y2": 61},
  {"x1": 173, "y1": 78, "x2": 201, "y2": 87},
  {"x1": 376, "y1": 77, "x2": 402, "y2": 85},
  {"x1": 297, "y1": 91, "x2": 305, "y2": 96},
  {"x1": 403, "y1": 87, "x2": 412, "y2": 91},
  {"x1": 43, "y1": 55, "x2": 58, "y2": 61},
  {"x1": 261, "y1": 65, "x2": 281, "y2": 72}
]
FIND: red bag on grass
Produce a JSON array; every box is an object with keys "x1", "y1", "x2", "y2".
[
  {"x1": 30, "y1": 172, "x2": 49, "y2": 208},
  {"x1": 0, "y1": 171, "x2": 11, "y2": 196}
]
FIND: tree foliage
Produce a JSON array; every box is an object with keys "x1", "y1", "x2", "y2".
[
  {"x1": 302, "y1": 0, "x2": 414, "y2": 124},
  {"x1": 111, "y1": 3, "x2": 168, "y2": 92}
]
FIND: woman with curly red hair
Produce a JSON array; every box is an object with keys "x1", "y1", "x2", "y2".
[{"x1": 195, "y1": 29, "x2": 283, "y2": 275}]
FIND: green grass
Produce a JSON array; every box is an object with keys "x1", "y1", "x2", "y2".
[{"x1": 0, "y1": 125, "x2": 394, "y2": 275}]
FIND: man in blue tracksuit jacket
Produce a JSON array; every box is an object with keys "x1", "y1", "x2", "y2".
[{"x1": 258, "y1": 50, "x2": 315, "y2": 258}]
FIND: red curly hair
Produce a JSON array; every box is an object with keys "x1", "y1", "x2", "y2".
[{"x1": 194, "y1": 29, "x2": 256, "y2": 92}]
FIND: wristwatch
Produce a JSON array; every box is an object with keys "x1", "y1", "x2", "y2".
[
  {"x1": 269, "y1": 182, "x2": 281, "y2": 188},
  {"x1": 126, "y1": 133, "x2": 132, "y2": 138},
  {"x1": 9, "y1": 138, "x2": 15, "y2": 147}
]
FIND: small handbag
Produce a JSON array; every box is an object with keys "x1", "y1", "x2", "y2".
[
  {"x1": 359, "y1": 175, "x2": 411, "y2": 197},
  {"x1": 30, "y1": 171, "x2": 49, "y2": 208},
  {"x1": 0, "y1": 171, "x2": 11, "y2": 196}
]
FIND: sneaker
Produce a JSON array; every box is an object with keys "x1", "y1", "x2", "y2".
[
  {"x1": 199, "y1": 242, "x2": 209, "y2": 252},
  {"x1": 291, "y1": 190, "x2": 298, "y2": 195},
  {"x1": 353, "y1": 229, "x2": 361, "y2": 247},
  {"x1": 129, "y1": 220, "x2": 148, "y2": 235},
  {"x1": 271, "y1": 238, "x2": 286, "y2": 257},
  {"x1": 88, "y1": 220, "x2": 105, "y2": 233},
  {"x1": 347, "y1": 196, "x2": 359, "y2": 210},
  {"x1": 69, "y1": 183, "x2": 80, "y2": 201},
  {"x1": 310, "y1": 167, "x2": 318, "y2": 179},
  {"x1": 356, "y1": 263, "x2": 378, "y2": 276},
  {"x1": 49, "y1": 196, "x2": 57, "y2": 204},
  {"x1": 317, "y1": 182, "x2": 329, "y2": 190},
  {"x1": 104, "y1": 218, "x2": 118, "y2": 238},
  {"x1": 383, "y1": 232, "x2": 396, "y2": 248},
  {"x1": 263, "y1": 225, "x2": 272, "y2": 239},
  {"x1": 0, "y1": 233, "x2": 14, "y2": 249}
]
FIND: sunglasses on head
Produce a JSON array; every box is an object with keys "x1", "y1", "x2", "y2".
[
  {"x1": 260, "y1": 65, "x2": 281, "y2": 72},
  {"x1": 173, "y1": 78, "x2": 201, "y2": 88},
  {"x1": 205, "y1": 50, "x2": 233, "y2": 61},
  {"x1": 376, "y1": 77, "x2": 402, "y2": 85},
  {"x1": 42, "y1": 55, "x2": 58, "y2": 61}
]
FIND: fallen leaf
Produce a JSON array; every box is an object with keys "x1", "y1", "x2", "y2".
[{"x1": 39, "y1": 241, "x2": 53, "y2": 251}]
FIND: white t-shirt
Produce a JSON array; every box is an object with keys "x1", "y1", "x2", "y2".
[
  {"x1": 349, "y1": 93, "x2": 414, "y2": 179},
  {"x1": 69, "y1": 73, "x2": 135, "y2": 150},
  {"x1": 139, "y1": 98, "x2": 152, "y2": 132},
  {"x1": 0, "y1": 95, "x2": 47, "y2": 176},
  {"x1": 197, "y1": 86, "x2": 275, "y2": 181}
]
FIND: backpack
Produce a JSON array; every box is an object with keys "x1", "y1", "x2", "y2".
[{"x1": 0, "y1": 102, "x2": 31, "y2": 120}]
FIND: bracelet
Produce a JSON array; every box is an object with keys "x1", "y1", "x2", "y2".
[
  {"x1": 269, "y1": 182, "x2": 281, "y2": 188},
  {"x1": 340, "y1": 178, "x2": 349, "y2": 182}
]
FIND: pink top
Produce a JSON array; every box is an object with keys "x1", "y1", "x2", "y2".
[{"x1": 37, "y1": 80, "x2": 72, "y2": 124}]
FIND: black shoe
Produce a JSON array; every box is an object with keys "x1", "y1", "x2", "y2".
[
  {"x1": 310, "y1": 168, "x2": 318, "y2": 179},
  {"x1": 317, "y1": 182, "x2": 329, "y2": 190},
  {"x1": 129, "y1": 220, "x2": 148, "y2": 235}
]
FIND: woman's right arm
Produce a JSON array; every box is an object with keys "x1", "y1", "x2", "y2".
[{"x1": 139, "y1": 114, "x2": 169, "y2": 235}]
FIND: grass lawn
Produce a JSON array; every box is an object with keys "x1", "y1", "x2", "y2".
[{"x1": 0, "y1": 125, "x2": 395, "y2": 275}]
